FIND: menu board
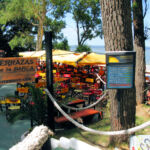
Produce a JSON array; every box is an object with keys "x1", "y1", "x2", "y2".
[
  {"x1": 0, "y1": 57, "x2": 37, "y2": 84},
  {"x1": 106, "y1": 51, "x2": 135, "y2": 89}
]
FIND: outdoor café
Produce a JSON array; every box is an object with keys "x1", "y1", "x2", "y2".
[{"x1": 18, "y1": 49, "x2": 106, "y2": 125}]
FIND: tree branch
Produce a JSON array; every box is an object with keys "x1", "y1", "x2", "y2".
[
  {"x1": 143, "y1": 0, "x2": 148, "y2": 18},
  {"x1": 30, "y1": 22, "x2": 39, "y2": 27},
  {"x1": 80, "y1": 24, "x2": 90, "y2": 45}
]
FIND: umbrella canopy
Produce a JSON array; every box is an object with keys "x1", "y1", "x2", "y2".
[
  {"x1": 40, "y1": 49, "x2": 87, "y2": 66},
  {"x1": 19, "y1": 50, "x2": 106, "y2": 66},
  {"x1": 53, "y1": 49, "x2": 74, "y2": 55},
  {"x1": 78, "y1": 52, "x2": 106, "y2": 66},
  {"x1": 19, "y1": 50, "x2": 73, "y2": 59},
  {"x1": 146, "y1": 65, "x2": 150, "y2": 73},
  {"x1": 53, "y1": 52, "x2": 87, "y2": 66},
  {"x1": 19, "y1": 50, "x2": 45, "y2": 58}
]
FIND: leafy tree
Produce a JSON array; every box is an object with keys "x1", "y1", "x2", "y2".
[
  {"x1": 45, "y1": 19, "x2": 66, "y2": 41},
  {"x1": 53, "y1": 38, "x2": 70, "y2": 51},
  {"x1": 0, "y1": 0, "x2": 70, "y2": 51},
  {"x1": 75, "y1": 44, "x2": 91, "y2": 52},
  {"x1": 3, "y1": 19, "x2": 35, "y2": 55},
  {"x1": 0, "y1": 25, "x2": 11, "y2": 56},
  {"x1": 0, "y1": 0, "x2": 11, "y2": 55},
  {"x1": 71, "y1": 0, "x2": 103, "y2": 46},
  {"x1": 100, "y1": 0, "x2": 136, "y2": 144}
]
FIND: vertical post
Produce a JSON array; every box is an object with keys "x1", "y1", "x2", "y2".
[
  {"x1": 30, "y1": 103, "x2": 33, "y2": 128},
  {"x1": 45, "y1": 31, "x2": 55, "y2": 131}
]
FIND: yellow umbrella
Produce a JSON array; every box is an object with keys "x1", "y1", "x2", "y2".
[
  {"x1": 19, "y1": 50, "x2": 87, "y2": 66},
  {"x1": 19, "y1": 50, "x2": 106, "y2": 66},
  {"x1": 53, "y1": 52, "x2": 87, "y2": 66},
  {"x1": 52, "y1": 49, "x2": 74, "y2": 55},
  {"x1": 19, "y1": 50, "x2": 45, "y2": 57},
  {"x1": 78, "y1": 52, "x2": 106, "y2": 66},
  {"x1": 19, "y1": 50, "x2": 74, "y2": 61}
]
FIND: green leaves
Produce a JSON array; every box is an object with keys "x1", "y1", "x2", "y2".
[
  {"x1": 132, "y1": 1, "x2": 138, "y2": 9},
  {"x1": 0, "y1": 0, "x2": 23, "y2": 24},
  {"x1": 75, "y1": 44, "x2": 91, "y2": 52},
  {"x1": 0, "y1": 0, "x2": 70, "y2": 51},
  {"x1": 71, "y1": 0, "x2": 103, "y2": 45},
  {"x1": 9, "y1": 33, "x2": 34, "y2": 49},
  {"x1": 50, "y1": 0, "x2": 70, "y2": 19},
  {"x1": 53, "y1": 38, "x2": 70, "y2": 50}
]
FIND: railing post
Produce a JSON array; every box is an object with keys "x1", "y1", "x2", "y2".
[{"x1": 45, "y1": 31, "x2": 55, "y2": 131}]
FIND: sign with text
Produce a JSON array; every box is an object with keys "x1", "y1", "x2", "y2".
[
  {"x1": 106, "y1": 51, "x2": 136, "y2": 89},
  {"x1": 130, "y1": 135, "x2": 150, "y2": 150},
  {"x1": 0, "y1": 57, "x2": 37, "y2": 84}
]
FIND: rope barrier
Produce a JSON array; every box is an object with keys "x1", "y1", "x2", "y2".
[
  {"x1": 45, "y1": 88, "x2": 150, "y2": 136},
  {"x1": 96, "y1": 73, "x2": 106, "y2": 85},
  {"x1": 61, "y1": 91, "x2": 107, "y2": 111}
]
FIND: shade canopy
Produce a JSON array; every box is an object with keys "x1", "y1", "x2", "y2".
[
  {"x1": 19, "y1": 50, "x2": 45, "y2": 58},
  {"x1": 53, "y1": 52, "x2": 87, "y2": 66},
  {"x1": 19, "y1": 49, "x2": 106, "y2": 66},
  {"x1": 78, "y1": 52, "x2": 106, "y2": 66}
]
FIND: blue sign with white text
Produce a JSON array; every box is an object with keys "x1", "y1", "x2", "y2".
[{"x1": 106, "y1": 51, "x2": 135, "y2": 89}]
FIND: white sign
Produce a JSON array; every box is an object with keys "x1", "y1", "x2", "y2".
[{"x1": 130, "y1": 135, "x2": 150, "y2": 150}]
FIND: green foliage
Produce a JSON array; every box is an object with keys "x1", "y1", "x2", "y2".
[
  {"x1": 0, "y1": 0, "x2": 24, "y2": 24},
  {"x1": 6, "y1": 83, "x2": 47, "y2": 126},
  {"x1": 50, "y1": 0, "x2": 71, "y2": 19},
  {"x1": 0, "y1": 0, "x2": 71, "y2": 51},
  {"x1": 6, "y1": 109, "x2": 29, "y2": 123},
  {"x1": 9, "y1": 33, "x2": 34, "y2": 50},
  {"x1": 132, "y1": 1, "x2": 138, "y2": 9},
  {"x1": 27, "y1": 84, "x2": 47, "y2": 125},
  {"x1": 0, "y1": 0, "x2": 70, "y2": 24},
  {"x1": 0, "y1": 25, "x2": 11, "y2": 55},
  {"x1": 53, "y1": 38, "x2": 70, "y2": 50},
  {"x1": 0, "y1": 18, "x2": 35, "y2": 55},
  {"x1": 45, "y1": 18, "x2": 66, "y2": 40},
  {"x1": 71, "y1": 0, "x2": 103, "y2": 45},
  {"x1": 75, "y1": 44, "x2": 91, "y2": 52}
]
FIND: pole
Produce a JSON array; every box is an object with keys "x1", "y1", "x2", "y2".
[
  {"x1": 30, "y1": 101, "x2": 33, "y2": 128},
  {"x1": 45, "y1": 31, "x2": 55, "y2": 131}
]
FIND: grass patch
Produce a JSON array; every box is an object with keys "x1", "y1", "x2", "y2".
[
  {"x1": 135, "y1": 104, "x2": 150, "y2": 135},
  {"x1": 54, "y1": 104, "x2": 150, "y2": 149},
  {"x1": 136, "y1": 116, "x2": 146, "y2": 125},
  {"x1": 54, "y1": 106, "x2": 111, "y2": 149}
]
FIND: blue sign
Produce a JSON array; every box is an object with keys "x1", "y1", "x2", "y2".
[{"x1": 106, "y1": 51, "x2": 135, "y2": 89}]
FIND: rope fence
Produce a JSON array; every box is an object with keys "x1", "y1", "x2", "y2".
[
  {"x1": 45, "y1": 88, "x2": 150, "y2": 136},
  {"x1": 61, "y1": 91, "x2": 107, "y2": 111},
  {"x1": 96, "y1": 73, "x2": 106, "y2": 85}
]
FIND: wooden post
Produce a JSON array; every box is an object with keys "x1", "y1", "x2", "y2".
[{"x1": 45, "y1": 31, "x2": 55, "y2": 131}]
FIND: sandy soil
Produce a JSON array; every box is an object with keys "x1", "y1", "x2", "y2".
[{"x1": 136, "y1": 104, "x2": 150, "y2": 119}]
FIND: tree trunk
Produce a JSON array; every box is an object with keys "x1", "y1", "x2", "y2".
[
  {"x1": 100, "y1": 0, "x2": 136, "y2": 144},
  {"x1": 133, "y1": 0, "x2": 146, "y2": 105},
  {"x1": 76, "y1": 19, "x2": 80, "y2": 46},
  {"x1": 36, "y1": 22, "x2": 44, "y2": 51},
  {"x1": 36, "y1": 0, "x2": 46, "y2": 51}
]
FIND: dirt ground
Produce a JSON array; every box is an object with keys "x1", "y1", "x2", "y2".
[{"x1": 136, "y1": 104, "x2": 150, "y2": 119}]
